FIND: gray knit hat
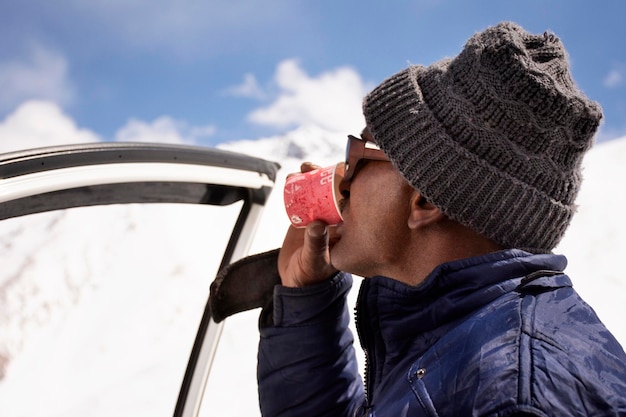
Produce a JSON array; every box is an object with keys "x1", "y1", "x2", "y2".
[{"x1": 363, "y1": 21, "x2": 602, "y2": 253}]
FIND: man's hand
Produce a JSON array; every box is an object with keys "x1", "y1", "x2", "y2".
[{"x1": 278, "y1": 163, "x2": 339, "y2": 287}]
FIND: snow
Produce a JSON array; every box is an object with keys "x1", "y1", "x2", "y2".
[
  {"x1": 0, "y1": 126, "x2": 625, "y2": 416},
  {"x1": 553, "y1": 137, "x2": 626, "y2": 341}
]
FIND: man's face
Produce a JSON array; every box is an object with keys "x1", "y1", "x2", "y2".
[{"x1": 330, "y1": 129, "x2": 415, "y2": 278}]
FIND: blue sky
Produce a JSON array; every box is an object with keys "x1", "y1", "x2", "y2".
[{"x1": 1, "y1": 0, "x2": 625, "y2": 146}]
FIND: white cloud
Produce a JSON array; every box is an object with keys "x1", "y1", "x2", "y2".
[
  {"x1": 0, "y1": 101, "x2": 98, "y2": 154},
  {"x1": 114, "y1": 116, "x2": 215, "y2": 144},
  {"x1": 603, "y1": 69, "x2": 623, "y2": 88},
  {"x1": 0, "y1": 46, "x2": 74, "y2": 113},
  {"x1": 224, "y1": 73, "x2": 266, "y2": 100},
  {"x1": 0, "y1": 101, "x2": 216, "y2": 155},
  {"x1": 247, "y1": 59, "x2": 368, "y2": 134}
]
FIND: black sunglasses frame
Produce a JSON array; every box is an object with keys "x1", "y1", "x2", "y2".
[{"x1": 342, "y1": 134, "x2": 389, "y2": 183}]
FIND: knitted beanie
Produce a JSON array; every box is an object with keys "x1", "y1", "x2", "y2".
[{"x1": 363, "y1": 21, "x2": 602, "y2": 253}]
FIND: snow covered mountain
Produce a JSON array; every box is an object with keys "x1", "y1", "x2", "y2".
[{"x1": 0, "y1": 123, "x2": 624, "y2": 417}]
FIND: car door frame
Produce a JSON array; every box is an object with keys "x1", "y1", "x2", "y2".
[{"x1": 0, "y1": 142, "x2": 280, "y2": 416}]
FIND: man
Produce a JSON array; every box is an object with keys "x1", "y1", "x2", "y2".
[{"x1": 211, "y1": 21, "x2": 626, "y2": 416}]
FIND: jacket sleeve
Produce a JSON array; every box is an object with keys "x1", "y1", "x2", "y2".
[{"x1": 257, "y1": 272, "x2": 365, "y2": 417}]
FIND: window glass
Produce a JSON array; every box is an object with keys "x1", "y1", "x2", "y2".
[
  {"x1": 0, "y1": 202, "x2": 242, "y2": 417},
  {"x1": 200, "y1": 310, "x2": 262, "y2": 417}
]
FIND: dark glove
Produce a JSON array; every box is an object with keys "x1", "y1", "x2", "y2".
[{"x1": 209, "y1": 248, "x2": 281, "y2": 323}]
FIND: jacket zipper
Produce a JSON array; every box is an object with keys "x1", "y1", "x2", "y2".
[{"x1": 354, "y1": 283, "x2": 375, "y2": 414}]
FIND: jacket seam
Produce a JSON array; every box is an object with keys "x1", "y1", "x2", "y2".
[{"x1": 518, "y1": 294, "x2": 535, "y2": 407}]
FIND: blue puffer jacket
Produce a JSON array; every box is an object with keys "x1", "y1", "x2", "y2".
[{"x1": 257, "y1": 250, "x2": 626, "y2": 416}]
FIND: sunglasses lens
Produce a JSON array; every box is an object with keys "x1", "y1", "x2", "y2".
[
  {"x1": 344, "y1": 134, "x2": 388, "y2": 183},
  {"x1": 344, "y1": 136, "x2": 356, "y2": 180}
]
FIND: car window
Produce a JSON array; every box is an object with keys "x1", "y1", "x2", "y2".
[
  {"x1": 0, "y1": 201, "x2": 243, "y2": 417},
  {"x1": 200, "y1": 309, "x2": 261, "y2": 417},
  {"x1": 1, "y1": 142, "x2": 280, "y2": 417}
]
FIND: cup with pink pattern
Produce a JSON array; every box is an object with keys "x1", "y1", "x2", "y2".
[{"x1": 283, "y1": 163, "x2": 345, "y2": 227}]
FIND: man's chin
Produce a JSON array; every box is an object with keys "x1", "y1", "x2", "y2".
[{"x1": 329, "y1": 241, "x2": 350, "y2": 273}]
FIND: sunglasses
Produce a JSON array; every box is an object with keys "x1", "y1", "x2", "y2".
[{"x1": 342, "y1": 134, "x2": 390, "y2": 183}]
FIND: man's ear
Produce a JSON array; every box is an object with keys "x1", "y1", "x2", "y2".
[{"x1": 407, "y1": 191, "x2": 445, "y2": 229}]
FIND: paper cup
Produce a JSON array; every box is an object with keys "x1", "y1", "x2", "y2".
[{"x1": 283, "y1": 163, "x2": 345, "y2": 227}]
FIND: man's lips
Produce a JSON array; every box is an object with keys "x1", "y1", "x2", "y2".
[{"x1": 329, "y1": 225, "x2": 342, "y2": 248}]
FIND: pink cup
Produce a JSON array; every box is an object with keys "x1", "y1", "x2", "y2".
[{"x1": 283, "y1": 163, "x2": 345, "y2": 227}]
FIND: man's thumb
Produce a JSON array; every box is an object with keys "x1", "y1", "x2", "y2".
[
  {"x1": 306, "y1": 220, "x2": 328, "y2": 247},
  {"x1": 302, "y1": 221, "x2": 330, "y2": 268}
]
